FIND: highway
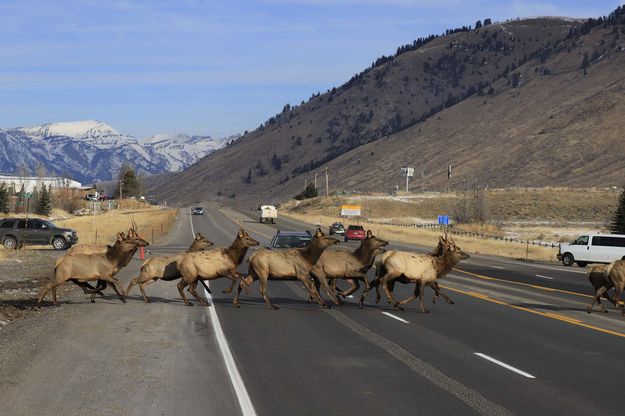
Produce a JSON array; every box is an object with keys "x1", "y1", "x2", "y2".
[{"x1": 2, "y1": 207, "x2": 625, "y2": 415}]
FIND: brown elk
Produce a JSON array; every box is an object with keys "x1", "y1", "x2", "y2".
[
  {"x1": 176, "y1": 229, "x2": 259, "y2": 306},
  {"x1": 234, "y1": 228, "x2": 339, "y2": 310},
  {"x1": 308, "y1": 230, "x2": 388, "y2": 307},
  {"x1": 37, "y1": 230, "x2": 149, "y2": 306},
  {"x1": 584, "y1": 264, "x2": 617, "y2": 313},
  {"x1": 125, "y1": 233, "x2": 214, "y2": 302},
  {"x1": 372, "y1": 237, "x2": 456, "y2": 306},
  {"x1": 588, "y1": 260, "x2": 625, "y2": 314},
  {"x1": 362, "y1": 237, "x2": 469, "y2": 313}
]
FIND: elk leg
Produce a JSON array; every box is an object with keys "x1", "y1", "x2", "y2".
[
  {"x1": 125, "y1": 275, "x2": 141, "y2": 298},
  {"x1": 301, "y1": 274, "x2": 328, "y2": 308},
  {"x1": 37, "y1": 280, "x2": 64, "y2": 307},
  {"x1": 614, "y1": 283, "x2": 625, "y2": 315},
  {"x1": 102, "y1": 276, "x2": 127, "y2": 303},
  {"x1": 138, "y1": 279, "x2": 158, "y2": 303},
  {"x1": 431, "y1": 282, "x2": 454, "y2": 305},
  {"x1": 380, "y1": 274, "x2": 403, "y2": 311},
  {"x1": 222, "y1": 279, "x2": 237, "y2": 294},
  {"x1": 587, "y1": 285, "x2": 608, "y2": 314},
  {"x1": 258, "y1": 276, "x2": 278, "y2": 310},
  {"x1": 177, "y1": 280, "x2": 193, "y2": 306},
  {"x1": 417, "y1": 281, "x2": 429, "y2": 313},
  {"x1": 189, "y1": 280, "x2": 209, "y2": 306},
  {"x1": 234, "y1": 275, "x2": 254, "y2": 307},
  {"x1": 339, "y1": 278, "x2": 360, "y2": 298}
]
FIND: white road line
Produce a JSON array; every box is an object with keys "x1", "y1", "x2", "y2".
[
  {"x1": 382, "y1": 312, "x2": 410, "y2": 324},
  {"x1": 188, "y1": 210, "x2": 196, "y2": 236},
  {"x1": 203, "y1": 285, "x2": 257, "y2": 415},
  {"x1": 491, "y1": 259, "x2": 586, "y2": 274},
  {"x1": 347, "y1": 295, "x2": 354, "y2": 298},
  {"x1": 474, "y1": 353, "x2": 536, "y2": 379},
  {"x1": 191, "y1": 209, "x2": 257, "y2": 416},
  {"x1": 491, "y1": 266, "x2": 505, "y2": 269},
  {"x1": 536, "y1": 274, "x2": 554, "y2": 280}
]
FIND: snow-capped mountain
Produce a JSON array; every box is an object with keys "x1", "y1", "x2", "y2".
[{"x1": 0, "y1": 121, "x2": 235, "y2": 184}]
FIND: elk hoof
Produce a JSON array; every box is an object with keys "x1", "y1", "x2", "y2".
[
  {"x1": 270, "y1": 305, "x2": 279, "y2": 310},
  {"x1": 145, "y1": 299, "x2": 152, "y2": 303},
  {"x1": 448, "y1": 300, "x2": 455, "y2": 305},
  {"x1": 423, "y1": 309, "x2": 430, "y2": 314},
  {"x1": 393, "y1": 304, "x2": 405, "y2": 312},
  {"x1": 586, "y1": 308, "x2": 592, "y2": 314},
  {"x1": 358, "y1": 303, "x2": 364, "y2": 309}
]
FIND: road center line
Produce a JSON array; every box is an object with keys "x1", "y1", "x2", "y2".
[
  {"x1": 474, "y1": 353, "x2": 536, "y2": 379},
  {"x1": 491, "y1": 266, "x2": 505, "y2": 269},
  {"x1": 191, "y1": 210, "x2": 257, "y2": 416},
  {"x1": 536, "y1": 274, "x2": 554, "y2": 280},
  {"x1": 382, "y1": 312, "x2": 410, "y2": 323}
]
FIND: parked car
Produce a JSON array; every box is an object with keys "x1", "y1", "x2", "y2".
[
  {"x1": 268, "y1": 230, "x2": 312, "y2": 249},
  {"x1": 558, "y1": 233, "x2": 625, "y2": 266},
  {"x1": 192, "y1": 207, "x2": 205, "y2": 215},
  {"x1": 329, "y1": 222, "x2": 345, "y2": 236},
  {"x1": 0, "y1": 218, "x2": 78, "y2": 250},
  {"x1": 344, "y1": 225, "x2": 366, "y2": 242}
]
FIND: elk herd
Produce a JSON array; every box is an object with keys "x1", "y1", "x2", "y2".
[
  {"x1": 37, "y1": 216, "x2": 625, "y2": 317},
  {"x1": 37, "y1": 219, "x2": 471, "y2": 313}
]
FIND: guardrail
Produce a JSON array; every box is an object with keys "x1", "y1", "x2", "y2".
[{"x1": 362, "y1": 219, "x2": 559, "y2": 249}]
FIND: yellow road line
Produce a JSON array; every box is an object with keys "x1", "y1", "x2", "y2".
[
  {"x1": 440, "y1": 285, "x2": 625, "y2": 340},
  {"x1": 454, "y1": 268, "x2": 594, "y2": 299}
]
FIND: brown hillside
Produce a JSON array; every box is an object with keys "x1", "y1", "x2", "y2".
[{"x1": 151, "y1": 11, "x2": 625, "y2": 206}]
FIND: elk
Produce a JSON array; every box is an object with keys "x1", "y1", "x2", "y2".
[
  {"x1": 176, "y1": 229, "x2": 259, "y2": 306},
  {"x1": 588, "y1": 260, "x2": 625, "y2": 314},
  {"x1": 234, "y1": 228, "x2": 339, "y2": 310},
  {"x1": 308, "y1": 230, "x2": 388, "y2": 307},
  {"x1": 125, "y1": 233, "x2": 214, "y2": 302},
  {"x1": 584, "y1": 264, "x2": 617, "y2": 313},
  {"x1": 362, "y1": 237, "x2": 469, "y2": 313},
  {"x1": 37, "y1": 230, "x2": 149, "y2": 306},
  {"x1": 372, "y1": 237, "x2": 456, "y2": 306}
]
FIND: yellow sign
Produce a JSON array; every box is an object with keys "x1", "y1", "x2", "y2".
[{"x1": 341, "y1": 205, "x2": 361, "y2": 217}]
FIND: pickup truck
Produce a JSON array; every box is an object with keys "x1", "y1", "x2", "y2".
[{"x1": 259, "y1": 205, "x2": 277, "y2": 224}]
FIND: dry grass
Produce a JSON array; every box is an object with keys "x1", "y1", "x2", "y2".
[
  {"x1": 283, "y1": 212, "x2": 558, "y2": 262},
  {"x1": 55, "y1": 207, "x2": 178, "y2": 245}
]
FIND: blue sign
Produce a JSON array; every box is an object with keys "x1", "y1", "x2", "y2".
[{"x1": 437, "y1": 215, "x2": 449, "y2": 225}]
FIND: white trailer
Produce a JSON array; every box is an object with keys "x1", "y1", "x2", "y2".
[{"x1": 259, "y1": 205, "x2": 277, "y2": 224}]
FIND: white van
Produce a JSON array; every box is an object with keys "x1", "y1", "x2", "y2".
[{"x1": 558, "y1": 234, "x2": 625, "y2": 267}]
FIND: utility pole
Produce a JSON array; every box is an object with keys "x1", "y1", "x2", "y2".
[
  {"x1": 119, "y1": 180, "x2": 123, "y2": 210},
  {"x1": 304, "y1": 179, "x2": 307, "y2": 190},
  {"x1": 325, "y1": 167, "x2": 329, "y2": 197},
  {"x1": 314, "y1": 171, "x2": 318, "y2": 189},
  {"x1": 447, "y1": 164, "x2": 452, "y2": 194}
]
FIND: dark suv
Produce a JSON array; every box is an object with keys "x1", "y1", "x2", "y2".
[
  {"x1": 268, "y1": 230, "x2": 312, "y2": 249},
  {"x1": 0, "y1": 218, "x2": 78, "y2": 250}
]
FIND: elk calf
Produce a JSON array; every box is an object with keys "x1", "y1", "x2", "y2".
[
  {"x1": 176, "y1": 229, "x2": 259, "y2": 306},
  {"x1": 125, "y1": 233, "x2": 213, "y2": 302},
  {"x1": 37, "y1": 231, "x2": 149, "y2": 306},
  {"x1": 235, "y1": 228, "x2": 339, "y2": 310}
]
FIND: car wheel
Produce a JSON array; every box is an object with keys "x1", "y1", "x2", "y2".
[
  {"x1": 561, "y1": 253, "x2": 574, "y2": 267},
  {"x1": 3, "y1": 236, "x2": 18, "y2": 250},
  {"x1": 52, "y1": 237, "x2": 68, "y2": 250}
]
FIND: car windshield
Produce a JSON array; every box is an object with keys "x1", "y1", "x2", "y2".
[
  {"x1": 274, "y1": 235, "x2": 311, "y2": 248},
  {"x1": 348, "y1": 226, "x2": 364, "y2": 231},
  {"x1": 572, "y1": 236, "x2": 588, "y2": 245}
]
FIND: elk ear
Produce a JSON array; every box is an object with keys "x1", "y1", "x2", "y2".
[
  {"x1": 238, "y1": 230, "x2": 244, "y2": 238},
  {"x1": 195, "y1": 233, "x2": 201, "y2": 240},
  {"x1": 315, "y1": 228, "x2": 323, "y2": 237},
  {"x1": 366, "y1": 230, "x2": 373, "y2": 238}
]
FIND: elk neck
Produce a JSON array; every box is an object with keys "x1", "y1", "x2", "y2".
[
  {"x1": 301, "y1": 240, "x2": 328, "y2": 265},
  {"x1": 106, "y1": 242, "x2": 136, "y2": 268},
  {"x1": 352, "y1": 241, "x2": 378, "y2": 267},
  {"x1": 225, "y1": 238, "x2": 249, "y2": 265},
  {"x1": 434, "y1": 252, "x2": 460, "y2": 276}
]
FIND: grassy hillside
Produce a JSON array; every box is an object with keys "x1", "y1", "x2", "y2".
[{"x1": 151, "y1": 8, "x2": 625, "y2": 207}]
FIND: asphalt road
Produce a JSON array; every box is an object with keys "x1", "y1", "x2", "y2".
[{"x1": 2, "y1": 207, "x2": 625, "y2": 415}]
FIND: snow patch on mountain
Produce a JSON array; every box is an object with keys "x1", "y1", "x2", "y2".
[{"x1": 0, "y1": 121, "x2": 236, "y2": 183}]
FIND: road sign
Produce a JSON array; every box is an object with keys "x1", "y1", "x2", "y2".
[
  {"x1": 341, "y1": 205, "x2": 361, "y2": 217},
  {"x1": 401, "y1": 167, "x2": 414, "y2": 177},
  {"x1": 437, "y1": 215, "x2": 449, "y2": 225},
  {"x1": 22, "y1": 192, "x2": 33, "y2": 199}
]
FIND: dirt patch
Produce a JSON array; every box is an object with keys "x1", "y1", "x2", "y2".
[{"x1": 0, "y1": 249, "x2": 76, "y2": 328}]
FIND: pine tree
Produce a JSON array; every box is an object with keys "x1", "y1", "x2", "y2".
[
  {"x1": 611, "y1": 187, "x2": 625, "y2": 234},
  {"x1": 581, "y1": 53, "x2": 590, "y2": 76},
  {"x1": 0, "y1": 182, "x2": 8, "y2": 213},
  {"x1": 36, "y1": 183, "x2": 53, "y2": 216},
  {"x1": 117, "y1": 164, "x2": 139, "y2": 197}
]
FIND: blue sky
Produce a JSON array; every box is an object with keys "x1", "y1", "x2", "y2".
[{"x1": 0, "y1": 0, "x2": 622, "y2": 139}]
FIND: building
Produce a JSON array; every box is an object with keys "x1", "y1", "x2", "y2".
[{"x1": 0, "y1": 174, "x2": 83, "y2": 193}]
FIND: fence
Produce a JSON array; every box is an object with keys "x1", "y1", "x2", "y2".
[{"x1": 362, "y1": 219, "x2": 559, "y2": 249}]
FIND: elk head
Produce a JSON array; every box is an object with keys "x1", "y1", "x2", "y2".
[
  {"x1": 312, "y1": 228, "x2": 340, "y2": 249},
  {"x1": 443, "y1": 236, "x2": 469, "y2": 261},
  {"x1": 237, "y1": 229, "x2": 259, "y2": 248},
  {"x1": 363, "y1": 230, "x2": 389, "y2": 251},
  {"x1": 192, "y1": 233, "x2": 214, "y2": 250}
]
